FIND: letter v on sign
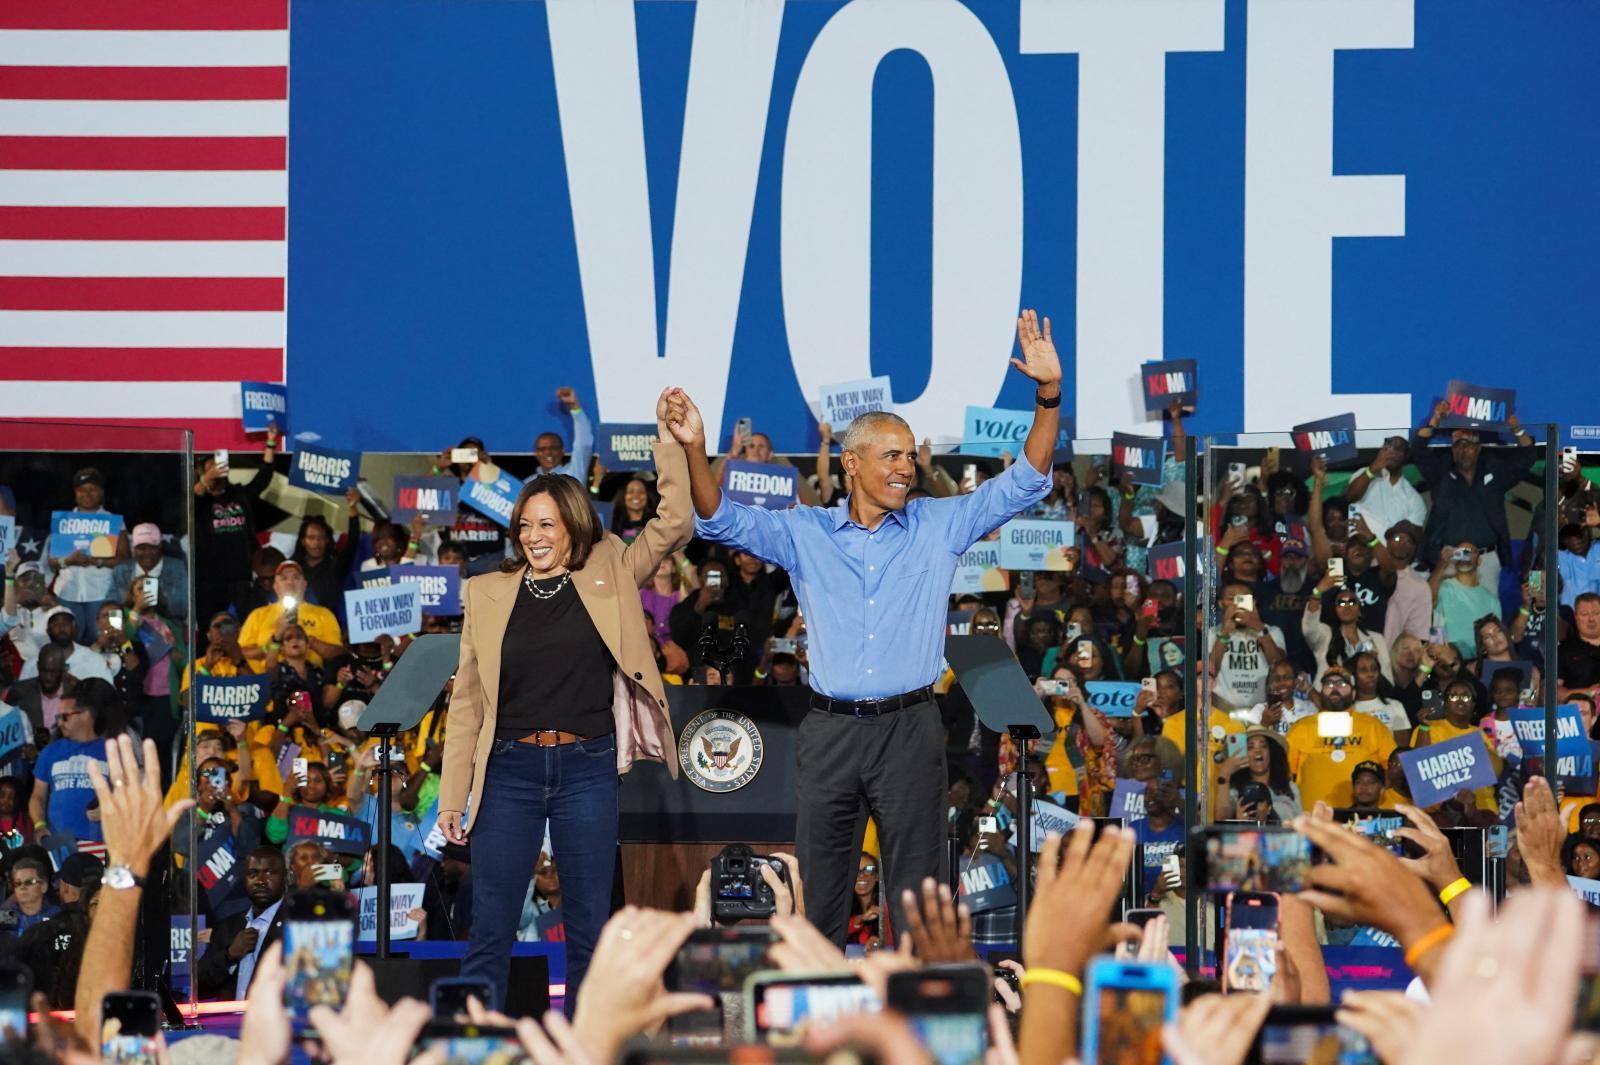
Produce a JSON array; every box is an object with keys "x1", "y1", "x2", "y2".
[{"x1": 545, "y1": 1, "x2": 785, "y2": 440}]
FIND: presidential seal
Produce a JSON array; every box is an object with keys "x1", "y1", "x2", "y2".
[{"x1": 679, "y1": 710, "x2": 764, "y2": 793}]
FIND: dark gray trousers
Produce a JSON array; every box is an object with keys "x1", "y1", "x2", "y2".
[{"x1": 796, "y1": 698, "x2": 948, "y2": 945}]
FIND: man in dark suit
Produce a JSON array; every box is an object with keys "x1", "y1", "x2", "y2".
[
  {"x1": 3, "y1": 643, "x2": 68, "y2": 736},
  {"x1": 195, "y1": 846, "x2": 286, "y2": 1000}
]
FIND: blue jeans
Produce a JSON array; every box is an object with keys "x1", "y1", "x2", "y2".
[{"x1": 461, "y1": 734, "x2": 619, "y2": 1015}]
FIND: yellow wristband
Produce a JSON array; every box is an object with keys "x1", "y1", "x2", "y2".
[
  {"x1": 1019, "y1": 968, "x2": 1083, "y2": 996},
  {"x1": 1403, "y1": 923, "x2": 1455, "y2": 969},
  {"x1": 1438, "y1": 877, "x2": 1472, "y2": 906}
]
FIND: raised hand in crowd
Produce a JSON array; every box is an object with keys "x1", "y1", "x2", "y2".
[
  {"x1": 1335, "y1": 990, "x2": 1422, "y2": 1065},
  {"x1": 899, "y1": 876, "x2": 977, "y2": 964},
  {"x1": 1161, "y1": 993, "x2": 1271, "y2": 1065},
  {"x1": 570, "y1": 908, "x2": 713, "y2": 1063},
  {"x1": 1393, "y1": 801, "x2": 1471, "y2": 917},
  {"x1": 309, "y1": 960, "x2": 438, "y2": 1065},
  {"x1": 1514, "y1": 775, "x2": 1569, "y2": 887}
]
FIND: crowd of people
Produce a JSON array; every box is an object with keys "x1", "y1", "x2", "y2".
[{"x1": 3, "y1": 384, "x2": 1600, "y2": 1061}]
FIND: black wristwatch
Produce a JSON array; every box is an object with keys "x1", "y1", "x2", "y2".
[{"x1": 1036, "y1": 390, "x2": 1062, "y2": 409}]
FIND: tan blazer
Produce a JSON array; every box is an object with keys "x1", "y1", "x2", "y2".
[{"x1": 439, "y1": 440, "x2": 693, "y2": 831}]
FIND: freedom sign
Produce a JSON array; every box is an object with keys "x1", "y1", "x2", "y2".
[
  {"x1": 1141, "y1": 359, "x2": 1197, "y2": 412},
  {"x1": 1291, "y1": 413, "x2": 1359, "y2": 464},
  {"x1": 240, "y1": 381, "x2": 288, "y2": 434},
  {"x1": 460, "y1": 466, "x2": 522, "y2": 527},
  {"x1": 289, "y1": 443, "x2": 360, "y2": 495},
  {"x1": 724, "y1": 460, "x2": 798, "y2": 509},
  {"x1": 951, "y1": 540, "x2": 1006, "y2": 594},
  {"x1": 962, "y1": 406, "x2": 1031, "y2": 458},
  {"x1": 193, "y1": 674, "x2": 271, "y2": 725},
  {"x1": 362, "y1": 565, "x2": 461, "y2": 616},
  {"x1": 285, "y1": 804, "x2": 373, "y2": 856},
  {"x1": 1509, "y1": 706, "x2": 1594, "y2": 780},
  {"x1": 997, "y1": 518, "x2": 1074, "y2": 571},
  {"x1": 49, "y1": 511, "x2": 123, "y2": 559},
  {"x1": 1439, "y1": 380, "x2": 1516, "y2": 432},
  {"x1": 818, "y1": 376, "x2": 893, "y2": 426},
  {"x1": 346, "y1": 583, "x2": 423, "y2": 642},
  {"x1": 1084, "y1": 681, "x2": 1143, "y2": 717},
  {"x1": 1399, "y1": 733, "x2": 1498, "y2": 808},
  {"x1": 596, "y1": 423, "x2": 658, "y2": 472},
  {"x1": 391, "y1": 476, "x2": 458, "y2": 525},
  {"x1": 1111, "y1": 432, "x2": 1163, "y2": 487}
]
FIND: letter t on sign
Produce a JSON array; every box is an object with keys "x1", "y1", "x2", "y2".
[
  {"x1": 1020, "y1": 0, "x2": 1225, "y2": 438},
  {"x1": 1243, "y1": 0, "x2": 1412, "y2": 431}
]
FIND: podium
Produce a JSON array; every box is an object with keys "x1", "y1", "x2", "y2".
[{"x1": 619, "y1": 685, "x2": 810, "y2": 909}]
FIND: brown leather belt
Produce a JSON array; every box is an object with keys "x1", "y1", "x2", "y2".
[{"x1": 513, "y1": 730, "x2": 587, "y2": 747}]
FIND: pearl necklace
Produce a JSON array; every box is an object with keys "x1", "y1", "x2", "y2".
[{"x1": 523, "y1": 569, "x2": 571, "y2": 600}]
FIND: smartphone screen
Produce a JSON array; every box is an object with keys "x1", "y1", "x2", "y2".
[
  {"x1": 1222, "y1": 893, "x2": 1279, "y2": 994},
  {"x1": 1333, "y1": 809, "x2": 1417, "y2": 858},
  {"x1": 1255, "y1": 1006, "x2": 1378, "y2": 1065},
  {"x1": 0, "y1": 963, "x2": 29, "y2": 1042},
  {"x1": 201, "y1": 765, "x2": 228, "y2": 793},
  {"x1": 887, "y1": 965, "x2": 990, "y2": 1065},
  {"x1": 1326, "y1": 557, "x2": 1345, "y2": 580},
  {"x1": 417, "y1": 1021, "x2": 528, "y2": 1065},
  {"x1": 430, "y1": 977, "x2": 494, "y2": 1019},
  {"x1": 747, "y1": 973, "x2": 880, "y2": 1044},
  {"x1": 1081, "y1": 961, "x2": 1178, "y2": 1065},
  {"x1": 1198, "y1": 827, "x2": 1313, "y2": 894},
  {"x1": 450, "y1": 448, "x2": 480, "y2": 465},
  {"x1": 669, "y1": 927, "x2": 777, "y2": 1039},
  {"x1": 735, "y1": 417, "x2": 753, "y2": 446},
  {"x1": 100, "y1": 991, "x2": 161, "y2": 1065},
  {"x1": 282, "y1": 892, "x2": 355, "y2": 1029}
]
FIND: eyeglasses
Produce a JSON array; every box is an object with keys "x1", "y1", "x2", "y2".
[
  {"x1": 1322, "y1": 677, "x2": 1353, "y2": 688},
  {"x1": 13, "y1": 879, "x2": 43, "y2": 889},
  {"x1": 861, "y1": 863, "x2": 878, "y2": 874},
  {"x1": 1130, "y1": 752, "x2": 1158, "y2": 763},
  {"x1": 1446, "y1": 692, "x2": 1475, "y2": 702},
  {"x1": 1335, "y1": 598, "x2": 1359, "y2": 607}
]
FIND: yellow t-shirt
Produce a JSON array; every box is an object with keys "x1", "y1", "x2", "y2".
[
  {"x1": 1380, "y1": 788, "x2": 1409, "y2": 810},
  {"x1": 1161, "y1": 708, "x2": 1244, "y2": 767},
  {"x1": 239, "y1": 601, "x2": 345, "y2": 667},
  {"x1": 1413, "y1": 719, "x2": 1502, "y2": 813},
  {"x1": 1286, "y1": 711, "x2": 1397, "y2": 811}
]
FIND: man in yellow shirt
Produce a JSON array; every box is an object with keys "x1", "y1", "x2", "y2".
[
  {"x1": 240, "y1": 560, "x2": 345, "y2": 668},
  {"x1": 1286, "y1": 666, "x2": 1396, "y2": 810}
]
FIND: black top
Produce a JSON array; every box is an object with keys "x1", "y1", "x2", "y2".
[
  {"x1": 1559, "y1": 637, "x2": 1600, "y2": 690},
  {"x1": 496, "y1": 573, "x2": 615, "y2": 740}
]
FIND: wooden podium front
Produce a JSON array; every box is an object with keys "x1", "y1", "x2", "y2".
[{"x1": 619, "y1": 686, "x2": 810, "y2": 909}]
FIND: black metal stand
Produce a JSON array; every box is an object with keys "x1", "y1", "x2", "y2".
[
  {"x1": 1008, "y1": 724, "x2": 1041, "y2": 932},
  {"x1": 372, "y1": 723, "x2": 398, "y2": 960}
]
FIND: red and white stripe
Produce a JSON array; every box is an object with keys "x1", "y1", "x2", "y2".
[{"x1": 0, "y1": 0, "x2": 288, "y2": 449}]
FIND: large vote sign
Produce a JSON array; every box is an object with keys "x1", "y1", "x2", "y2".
[
  {"x1": 1399, "y1": 734, "x2": 1499, "y2": 809},
  {"x1": 963, "y1": 406, "x2": 1031, "y2": 458},
  {"x1": 1084, "y1": 681, "x2": 1142, "y2": 718},
  {"x1": 724, "y1": 460, "x2": 798, "y2": 509},
  {"x1": 23, "y1": 4, "x2": 1593, "y2": 452},
  {"x1": 193, "y1": 675, "x2": 271, "y2": 725},
  {"x1": 49, "y1": 512, "x2": 123, "y2": 559},
  {"x1": 289, "y1": 444, "x2": 360, "y2": 495}
]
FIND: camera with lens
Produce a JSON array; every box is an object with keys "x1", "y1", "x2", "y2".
[{"x1": 710, "y1": 843, "x2": 789, "y2": 922}]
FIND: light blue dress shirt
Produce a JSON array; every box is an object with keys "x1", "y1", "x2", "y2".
[
  {"x1": 542, "y1": 407, "x2": 594, "y2": 482},
  {"x1": 695, "y1": 454, "x2": 1050, "y2": 698}
]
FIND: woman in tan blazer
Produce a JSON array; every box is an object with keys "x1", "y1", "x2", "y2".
[{"x1": 437, "y1": 387, "x2": 696, "y2": 1011}]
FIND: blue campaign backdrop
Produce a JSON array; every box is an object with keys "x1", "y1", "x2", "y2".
[{"x1": 286, "y1": 2, "x2": 1600, "y2": 452}]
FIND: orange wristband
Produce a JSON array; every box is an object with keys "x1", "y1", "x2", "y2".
[{"x1": 1403, "y1": 923, "x2": 1455, "y2": 969}]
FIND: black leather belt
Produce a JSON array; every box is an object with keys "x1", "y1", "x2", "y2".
[{"x1": 810, "y1": 686, "x2": 934, "y2": 719}]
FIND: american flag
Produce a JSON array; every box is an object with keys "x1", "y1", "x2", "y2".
[{"x1": 0, "y1": 0, "x2": 288, "y2": 450}]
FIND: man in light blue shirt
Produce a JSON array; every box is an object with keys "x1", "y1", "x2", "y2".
[
  {"x1": 532, "y1": 387, "x2": 594, "y2": 482},
  {"x1": 666, "y1": 310, "x2": 1063, "y2": 943},
  {"x1": 1560, "y1": 523, "x2": 1600, "y2": 608}
]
